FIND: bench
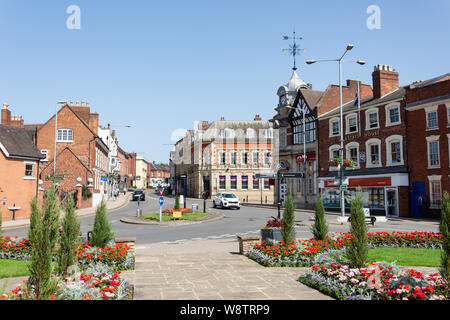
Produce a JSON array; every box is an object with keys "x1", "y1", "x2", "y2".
[{"x1": 347, "y1": 216, "x2": 376, "y2": 226}]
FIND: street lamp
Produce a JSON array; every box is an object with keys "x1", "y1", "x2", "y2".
[
  {"x1": 306, "y1": 45, "x2": 365, "y2": 224},
  {"x1": 53, "y1": 100, "x2": 68, "y2": 177}
]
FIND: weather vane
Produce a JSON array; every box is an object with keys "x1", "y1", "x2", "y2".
[{"x1": 282, "y1": 30, "x2": 305, "y2": 71}]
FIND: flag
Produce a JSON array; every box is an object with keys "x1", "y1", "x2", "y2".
[{"x1": 353, "y1": 86, "x2": 359, "y2": 106}]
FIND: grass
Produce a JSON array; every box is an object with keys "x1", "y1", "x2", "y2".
[
  {"x1": 0, "y1": 259, "x2": 31, "y2": 279},
  {"x1": 141, "y1": 211, "x2": 210, "y2": 221},
  {"x1": 363, "y1": 247, "x2": 441, "y2": 267}
]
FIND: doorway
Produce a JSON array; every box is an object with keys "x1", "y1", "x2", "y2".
[{"x1": 385, "y1": 188, "x2": 399, "y2": 217}]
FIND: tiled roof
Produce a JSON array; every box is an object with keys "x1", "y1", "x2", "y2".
[{"x1": 0, "y1": 125, "x2": 44, "y2": 159}]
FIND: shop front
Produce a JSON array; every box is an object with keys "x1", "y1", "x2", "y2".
[{"x1": 318, "y1": 173, "x2": 409, "y2": 217}]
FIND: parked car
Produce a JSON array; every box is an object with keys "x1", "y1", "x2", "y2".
[
  {"x1": 128, "y1": 186, "x2": 135, "y2": 192},
  {"x1": 213, "y1": 192, "x2": 240, "y2": 209},
  {"x1": 132, "y1": 189, "x2": 145, "y2": 201}
]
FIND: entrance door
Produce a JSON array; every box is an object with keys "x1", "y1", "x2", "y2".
[
  {"x1": 411, "y1": 182, "x2": 426, "y2": 218},
  {"x1": 385, "y1": 188, "x2": 398, "y2": 217}
]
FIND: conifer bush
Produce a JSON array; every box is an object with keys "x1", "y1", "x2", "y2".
[
  {"x1": 312, "y1": 193, "x2": 328, "y2": 241},
  {"x1": 56, "y1": 194, "x2": 80, "y2": 276},
  {"x1": 346, "y1": 188, "x2": 369, "y2": 268},
  {"x1": 174, "y1": 195, "x2": 180, "y2": 210},
  {"x1": 281, "y1": 192, "x2": 296, "y2": 243},
  {"x1": 440, "y1": 191, "x2": 450, "y2": 295},
  {"x1": 27, "y1": 187, "x2": 61, "y2": 300},
  {"x1": 90, "y1": 200, "x2": 114, "y2": 248}
]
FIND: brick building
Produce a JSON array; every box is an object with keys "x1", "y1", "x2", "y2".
[
  {"x1": 174, "y1": 117, "x2": 275, "y2": 203},
  {"x1": 0, "y1": 115, "x2": 45, "y2": 221},
  {"x1": 148, "y1": 162, "x2": 170, "y2": 188},
  {"x1": 405, "y1": 74, "x2": 450, "y2": 218},
  {"x1": 317, "y1": 65, "x2": 411, "y2": 217},
  {"x1": 270, "y1": 69, "x2": 372, "y2": 208},
  {"x1": 117, "y1": 146, "x2": 130, "y2": 191},
  {"x1": 33, "y1": 100, "x2": 109, "y2": 208}
]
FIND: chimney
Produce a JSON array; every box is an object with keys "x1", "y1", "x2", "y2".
[
  {"x1": 1, "y1": 102, "x2": 11, "y2": 125},
  {"x1": 254, "y1": 114, "x2": 262, "y2": 121},
  {"x1": 220, "y1": 117, "x2": 225, "y2": 121},
  {"x1": 307, "y1": 83, "x2": 312, "y2": 90},
  {"x1": 89, "y1": 112, "x2": 99, "y2": 135},
  {"x1": 372, "y1": 65, "x2": 399, "y2": 99}
]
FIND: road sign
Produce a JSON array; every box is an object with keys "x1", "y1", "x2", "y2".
[
  {"x1": 363, "y1": 208, "x2": 370, "y2": 217},
  {"x1": 360, "y1": 152, "x2": 366, "y2": 163},
  {"x1": 158, "y1": 186, "x2": 165, "y2": 196},
  {"x1": 101, "y1": 176, "x2": 108, "y2": 182},
  {"x1": 159, "y1": 196, "x2": 164, "y2": 206},
  {"x1": 340, "y1": 185, "x2": 347, "y2": 191},
  {"x1": 255, "y1": 173, "x2": 276, "y2": 179},
  {"x1": 281, "y1": 172, "x2": 304, "y2": 178}
]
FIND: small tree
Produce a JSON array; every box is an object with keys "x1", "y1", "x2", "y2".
[
  {"x1": 346, "y1": 188, "x2": 369, "y2": 268},
  {"x1": 174, "y1": 195, "x2": 180, "y2": 210},
  {"x1": 56, "y1": 194, "x2": 80, "y2": 276},
  {"x1": 90, "y1": 200, "x2": 114, "y2": 248},
  {"x1": 281, "y1": 192, "x2": 296, "y2": 243},
  {"x1": 312, "y1": 193, "x2": 328, "y2": 241},
  {"x1": 27, "y1": 187, "x2": 61, "y2": 300},
  {"x1": 440, "y1": 191, "x2": 450, "y2": 294}
]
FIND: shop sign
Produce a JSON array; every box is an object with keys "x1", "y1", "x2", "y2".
[{"x1": 296, "y1": 153, "x2": 316, "y2": 163}]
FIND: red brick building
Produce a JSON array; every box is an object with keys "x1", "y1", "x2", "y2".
[
  {"x1": 0, "y1": 120, "x2": 45, "y2": 221},
  {"x1": 405, "y1": 74, "x2": 450, "y2": 218},
  {"x1": 317, "y1": 65, "x2": 410, "y2": 217}
]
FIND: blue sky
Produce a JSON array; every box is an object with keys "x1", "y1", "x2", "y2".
[{"x1": 0, "y1": 0, "x2": 449, "y2": 162}]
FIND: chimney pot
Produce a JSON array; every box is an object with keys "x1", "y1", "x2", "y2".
[
  {"x1": 76, "y1": 100, "x2": 79, "y2": 106},
  {"x1": 220, "y1": 117, "x2": 225, "y2": 121},
  {"x1": 2, "y1": 102, "x2": 8, "y2": 109},
  {"x1": 81, "y1": 100, "x2": 85, "y2": 107}
]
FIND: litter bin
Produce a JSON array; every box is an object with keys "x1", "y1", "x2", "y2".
[{"x1": 192, "y1": 204, "x2": 199, "y2": 211}]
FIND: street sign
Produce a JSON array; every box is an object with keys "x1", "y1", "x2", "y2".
[
  {"x1": 363, "y1": 208, "x2": 370, "y2": 217},
  {"x1": 159, "y1": 196, "x2": 164, "y2": 206},
  {"x1": 360, "y1": 152, "x2": 366, "y2": 163},
  {"x1": 158, "y1": 186, "x2": 165, "y2": 196},
  {"x1": 340, "y1": 185, "x2": 347, "y2": 191},
  {"x1": 255, "y1": 173, "x2": 276, "y2": 179},
  {"x1": 101, "y1": 176, "x2": 108, "y2": 182}
]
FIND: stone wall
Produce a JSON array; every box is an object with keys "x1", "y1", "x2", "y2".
[{"x1": 237, "y1": 235, "x2": 261, "y2": 255}]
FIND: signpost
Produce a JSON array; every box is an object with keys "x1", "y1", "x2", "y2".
[{"x1": 159, "y1": 196, "x2": 164, "y2": 222}]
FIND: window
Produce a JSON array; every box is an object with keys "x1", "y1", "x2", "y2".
[
  {"x1": 230, "y1": 152, "x2": 237, "y2": 165},
  {"x1": 365, "y1": 108, "x2": 379, "y2": 130},
  {"x1": 447, "y1": 104, "x2": 450, "y2": 127},
  {"x1": 241, "y1": 151, "x2": 248, "y2": 165},
  {"x1": 262, "y1": 128, "x2": 273, "y2": 138},
  {"x1": 219, "y1": 128, "x2": 234, "y2": 138},
  {"x1": 246, "y1": 128, "x2": 255, "y2": 138},
  {"x1": 386, "y1": 135, "x2": 404, "y2": 166},
  {"x1": 385, "y1": 103, "x2": 401, "y2": 126},
  {"x1": 253, "y1": 175, "x2": 259, "y2": 189},
  {"x1": 264, "y1": 178, "x2": 270, "y2": 190},
  {"x1": 230, "y1": 176, "x2": 237, "y2": 190},
  {"x1": 293, "y1": 121, "x2": 316, "y2": 144},
  {"x1": 366, "y1": 138, "x2": 381, "y2": 168},
  {"x1": 426, "y1": 136, "x2": 440, "y2": 168},
  {"x1": 264, "y1": 151, "x2": 271, "y2": 166},
  {"x1": 24, "y1": 162, "x2": 35, "y2": 178},
  {"x1": 425, "y1": 106, "x2": 439, "y2": 130},
  {"x1": 219, "y1": 151, "x2": 226, "y2": 165},
  {"x1": 279, "y1": 128, "x2": 286, "y2": 147},
  {"x1": 219, "y1": 176, "x2": 226, "y2": 190},
  {"x1": 428, "y1": 175, "x2": 442, "y2": 209},
  {"x1": 252, "y1": 151, "x2": 259, "y2": 165},
  {"x1": 329, "y1": 118, "x2": 340, "y2": 136},
  {"x1": 242, "y1": 176, "x2": 248, "y2": 190},
  {"x1": 41, "y1": 149, "x2": 48, "y2": 161},
  {"x1": 345, "y1": 142, "x2": 360, "y2": 168},
  {"x1": 57, "y1": 128, "x2": 73, "y2": 142},
  {"x1": 346, "y1": 114, "x2": 358, "y2": 134}
]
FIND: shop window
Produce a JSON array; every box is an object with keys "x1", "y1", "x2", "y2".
[
  {"x1": 253, "y1": 176, "x2": 259, "y2": 190},
  {"x1": 241, "y1": 176, "x2": 248, "y2": 190},
  {"x1": 368, "y1": 188, "x2": 385, "y2": 209}
]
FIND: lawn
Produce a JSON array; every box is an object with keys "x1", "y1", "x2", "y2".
[
  {"x1": 364, "y1": 247, "x2": 441, "y2": 267},
  {"x1": 0, "y1": 259, "x2": 31, "y2": 279},
  {"x1": 141, "y1": 211, "x2": 210, "y2": 221}
]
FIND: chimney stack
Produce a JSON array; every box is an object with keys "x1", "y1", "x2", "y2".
[
  {"x1": 307, "y1": 83, "x2": 312, "y2": 90},
  {"x1": 254, "y1": 114, "x2": 262, "y2": 121},
  {"x1": 372, "y1": 65, "x2": 399, "y2": 99},
  {"x1": 220, "y1": 117, "x2": 225, "y2": 121}
]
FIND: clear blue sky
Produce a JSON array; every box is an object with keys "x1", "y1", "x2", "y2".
[{"x1": 0, "y1": 0, "x2": 449, "y2": 163}]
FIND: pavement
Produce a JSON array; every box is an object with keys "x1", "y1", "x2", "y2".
[
  {"x1": 121, "y1": 238, "x2": 334, "y2": 300},
  {"x1": 1, "y1": 192, "x2": 131, "y2": 231}
]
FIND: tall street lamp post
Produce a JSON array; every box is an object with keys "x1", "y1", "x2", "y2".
[{"x1": 306, "y1": 45, "x2": 365, "y2": 223}]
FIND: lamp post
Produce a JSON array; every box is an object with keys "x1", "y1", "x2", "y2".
[
  {"x1": 306, "y1": 45, "x2": 365, "y2": 223},
  {"x1": 53, "y1": 101, "x2": 68, "y2": 177}
]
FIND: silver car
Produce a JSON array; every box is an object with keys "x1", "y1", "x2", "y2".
[{"x1": 213, "y1": 193, "x2": 240, "y2": 209}]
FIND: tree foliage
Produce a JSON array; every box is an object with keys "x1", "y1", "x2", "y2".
[
  {"x1": 346, "y1": 188, "x2": 369, "y2": 268},
  {"x1": 90, "y1": 200, "x2": 114, "y2": 248},
  {"x1": 312, "y1": 193, "x2": 328, "y2": 241},
  {"x1": 440, "y1": 191, "x2": 450, "y2": 294},
  {"x1": 281, "y1": 192, "x2": 296, "y2": 243}
]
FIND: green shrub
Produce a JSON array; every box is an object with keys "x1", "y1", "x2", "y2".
[
  {"x1": 56, "y1": 194, "x2": 80, "y2": 276},
  {"x1": 440, "y1": 191, "x2": 450, "y2": 294},
  {"x1": 281, "y1": 192, "x2": 296, "y2": 243},
  {"x1": 312, "y1": 193, "x2": 328, "y2": 241},
  {"x1": 90, "y1": 200, "x2": 115, "y2": 248},
  {"x1": 174, "y1": 195, "x2": 180, "y2": 210},
  {"x1": 27, "y1": 187, "x2": 61, "y2": 300},
  {"x1": 346, "y1": 188, "x2": 368, "y2": 268}
]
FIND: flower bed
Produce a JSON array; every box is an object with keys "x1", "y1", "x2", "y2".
[
  {"x1": 246, "y1": 231, "x2": 447, "y2": 300},
  {"x1": 0, "y1": 236, "x2": 135, "y2": 300}
]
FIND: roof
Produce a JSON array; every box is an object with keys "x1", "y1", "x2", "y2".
[
  {"x1": 0, "y1": 125, "x2": 45, "y2": 160},
  {"x1": 408, "y1": 73, "x2": 450, "y2": 89}
]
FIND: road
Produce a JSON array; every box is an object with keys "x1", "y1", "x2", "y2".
[{"x1": 2, "y1": 191, "x2": 440, "y2": 244}]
